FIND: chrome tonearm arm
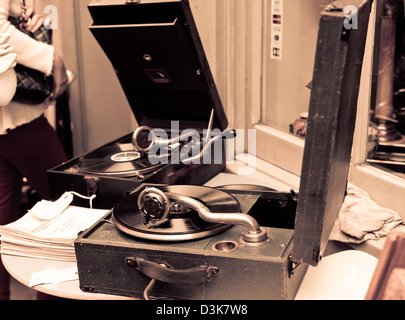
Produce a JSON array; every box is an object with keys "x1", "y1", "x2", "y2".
[
  {"x1": 179, "y1": 129, "x2": 236, "y2": 164},
  {"x1": 132, "y1": 109, "x2": 216, "y2": 154},
  {"x1": 132, "y1": 109, "x2": 236, "y2": 155},
  {"x1": 138, "y1": 187, "x2": 269, "y2": 246},
  {"x1": 132, "y1": 126, "x2": 196, "y2": 153}
]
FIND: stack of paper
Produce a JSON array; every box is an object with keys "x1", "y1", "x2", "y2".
[{"x1": 0, "y1": 193, "x2": 109, "y2": 262}]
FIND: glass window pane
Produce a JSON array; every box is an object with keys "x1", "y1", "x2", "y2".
[{"x1": 262, "y1": 0, "x2": 331, "y2": 134}]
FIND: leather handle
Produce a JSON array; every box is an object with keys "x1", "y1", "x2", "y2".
[{"x1": 126, "y1": 257, "x2": 219, "y2": 284}]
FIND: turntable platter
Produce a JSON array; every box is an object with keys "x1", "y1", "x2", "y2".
[
  {"x1": 77, "y1": 144, "x2": 164, "y2": 177},
  {"x1": 112, "y1": 185, "x2": 241, "y2": 241}
]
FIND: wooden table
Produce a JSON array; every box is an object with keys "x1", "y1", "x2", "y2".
[
  {"x1": 2, "y1": 254, "x2": 134, "y2": 300},
  {"x1": 2, "y1": 246, "x2": 379, "y2": 300}
]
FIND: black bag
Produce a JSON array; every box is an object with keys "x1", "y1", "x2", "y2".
[{"x1": 9, "y1": 0, "x2": 53, "y2": 105}]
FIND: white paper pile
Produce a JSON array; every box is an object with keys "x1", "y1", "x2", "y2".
[{"x1": 0, "y1": 193, "x2": 109, "y2": 262}]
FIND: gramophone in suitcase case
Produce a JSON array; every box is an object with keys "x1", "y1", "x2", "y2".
[
  {"x1": 75, "y1": 0, "x2": 372, "y2": 300},
  {"x1": 47, "y1": 0, "x2": 231, "y2": 210}
]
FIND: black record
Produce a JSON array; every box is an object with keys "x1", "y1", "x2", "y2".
[
  {"x1": 77, "y1": 144, "x2": 163, "y2": 178},
  {"x1": 112, "y1": 185, "x2": 242, "y2": 241},
  {"x1": 218, "y1": 184, "x2": 276, "y2": 192}
]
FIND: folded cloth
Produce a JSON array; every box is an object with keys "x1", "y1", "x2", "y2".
[
  {"x1": 330, "y1": 184, "x2": 403, "y2": 244},
  {"x1": 0, "y1": 33, "x2": 17, "y2": 106}
]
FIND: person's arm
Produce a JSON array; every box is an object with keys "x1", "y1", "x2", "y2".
[
  {"x1": 0, "y1": 0, "x2": 68, "y2": 99},
  {"x1": 0, "y1": 0, "x2": 54, "y2": 76},
  {"x1": 19, "y1": 6, "x2": 68, "y2": 99},
  {"x1": 0, "y1": 33, "x2": 16, "y2": 106}
]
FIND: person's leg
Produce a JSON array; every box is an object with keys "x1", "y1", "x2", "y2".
[
  {"x1": 1, "y1": 116, "x2": 67, "y2": 300},
  {"x1": 0, "y1": 157, "x2": 23, "y2": 300},
  {"x1": 6, "y1": 115, "x2": 67, "y2": 200}
]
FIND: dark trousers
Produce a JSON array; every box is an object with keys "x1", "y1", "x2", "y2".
[{"x1": 0, "y1": 115, "x2": 67, "y2": 300}]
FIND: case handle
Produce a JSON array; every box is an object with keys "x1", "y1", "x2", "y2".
[
  {"x1": 126, "y1": 257, "x2": 220, "y2": 300},
  {"x1": 126, "y1": 257, "x2": 219, "y2": 284}
]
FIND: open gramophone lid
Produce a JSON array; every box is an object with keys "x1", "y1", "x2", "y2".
[
  {"x1": 77, "y1": 144, "x2": 164, "y2": 178},
  {"x1": 112, "y1": 185, "x2": 241, "y2": 242}
]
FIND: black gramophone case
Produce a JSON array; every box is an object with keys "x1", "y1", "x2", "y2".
[
  {"x1": 47, "y1": 0, "x2": 230, "y2": 209},
  {"x1": 74, "y1": 0, "x2": 372, "y2": 300}
]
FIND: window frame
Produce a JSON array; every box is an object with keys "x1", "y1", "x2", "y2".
[{"x1": 239, "y1": 0, "x2": 405, "y2": 219}]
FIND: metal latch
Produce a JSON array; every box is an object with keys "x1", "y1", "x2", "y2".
[
  {"x1": 288, "y1": 260, "x2": 301, "y2": 278},
  {"x1": 85, "y1": 176, "x2": 99, "y2": 197}
]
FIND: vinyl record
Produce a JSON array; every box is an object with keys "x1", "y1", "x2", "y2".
[
  {"x1": 112, "y1": 185, "x2": 241, "y2": 241},
  {"x1": 218, "y1": 184, "x2": 276, "y2": 192},
  {"x1": 77, "y1": 143, "x2": 164, "y2": 177}
]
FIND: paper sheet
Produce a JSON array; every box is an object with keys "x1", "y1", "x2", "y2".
[
  {"x1": 30, "y1": 267, "x2": 79, "y2": 287},
  {"x1": 0, "y1": 193, "x2": 110, "y2": 261}
]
